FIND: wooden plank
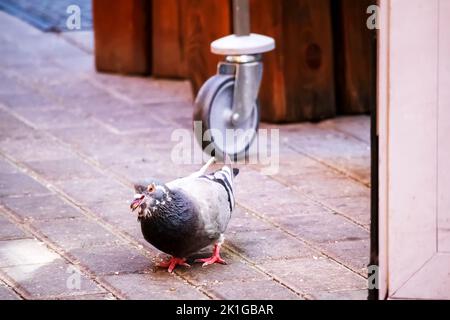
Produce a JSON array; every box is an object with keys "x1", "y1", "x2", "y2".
[
  {"x1": 152, "y1": 0, "x2": 187, "y2": 78},
  {"x1": 392, "y1": 253, "x2": 450, "y2": 299},
  {"x1": 387, "y1": 0, "x2": 438, "y2": 294},
  {"x1": 92, "y1": 0, "x2": 152, "y2": 74},
  {"x1": 249, "y1": 0, "x2": 286, "y2": 122},
  {"x1": 438, "y1": 0, "x2": 450, "y2": 253},
  {"x1": 334, "y1": 0, "x2": 376, "y2": 114},
  {"x1": 181, "y1": 0, "x2": 232, "y2": 94},
  {"x1": 251, "y1": 0, "x2": 336, "y2": 123}
]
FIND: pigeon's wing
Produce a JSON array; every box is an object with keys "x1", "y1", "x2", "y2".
[{"x1": 167, "y1": 166, "x2": 235, "y2": 235}]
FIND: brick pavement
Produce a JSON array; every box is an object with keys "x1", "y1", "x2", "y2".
[{"x1": 0, "y1": 12, "x2": 370, "y2": 300}]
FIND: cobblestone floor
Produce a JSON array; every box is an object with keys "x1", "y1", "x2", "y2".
[{"x1": 0, "y1": 12, "x2": 370, "y2": 300}]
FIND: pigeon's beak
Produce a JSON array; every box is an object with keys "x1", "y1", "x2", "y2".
[{"x1": 130, "y1": 194, "x2": 145, "y2": 212}]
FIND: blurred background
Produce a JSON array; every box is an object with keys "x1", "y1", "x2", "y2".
[
  {"x1": 0, "y1": 0, "x2": 376, "y2": 123},
  {"x1": 0, "y1": 0, "x2": 374, "y2": 300}
]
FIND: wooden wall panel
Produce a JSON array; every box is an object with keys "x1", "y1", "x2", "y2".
[
  {"x1": 181, "y1": 0, "x2": 232, "y2": 94},
  {"x1": 93, "y1": 0, "x2": 374, "y2": 123},
  {"x1": 251, "y1": 0, "x2": 336, "y2": 122},
  {"x1": 152, "y1": 0, "x2": 187, "y2": 78},
  {"x1": 249, "y1": 0, "x2": 286, "y2": 122},
  {"x1": 152, "y1": 0, "x2": 231, "y2": 92},
  {"x1": 93, "y1": 0, "x2": 152, "y2": 74},
  {"x1": 334, "y1": 0, "x2": 376, "y2": 114}
]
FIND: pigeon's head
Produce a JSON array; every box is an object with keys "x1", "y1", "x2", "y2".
[{"x1": 130, "y1": 181, "x2": 172, "y2": 220}]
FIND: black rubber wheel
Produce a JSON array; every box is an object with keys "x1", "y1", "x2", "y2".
[{"x1": 193, "y1": 74, "x2": 259, "y2": 161}]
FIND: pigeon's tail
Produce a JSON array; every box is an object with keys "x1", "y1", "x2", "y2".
[
  {"x1": 221, "y1": 152, "x2": 239, "y2": 182},
  {"x1": 214, "y1": 166, "x2": 236, "y2": 210}
]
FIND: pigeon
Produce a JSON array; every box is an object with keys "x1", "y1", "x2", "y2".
[{"x1": 130, "y1": 157, "x2": 239, "y2": 272}]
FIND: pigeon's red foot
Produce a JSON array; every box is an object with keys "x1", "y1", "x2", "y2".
[
  {"x1": 157, "y1": 257, "x2": 190, "y2": 273},
  {"x1": 195, "y1": 244, "x2": 227, "y2": 267}
]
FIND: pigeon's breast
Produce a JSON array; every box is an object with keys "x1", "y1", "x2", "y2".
[{"x1": 139, "y1": 190, "x2": 219, "y2": 257}]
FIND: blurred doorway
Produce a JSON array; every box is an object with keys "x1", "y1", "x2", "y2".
[{"x1": 377, "y1": 0, "x2": 450, "y2": 299}]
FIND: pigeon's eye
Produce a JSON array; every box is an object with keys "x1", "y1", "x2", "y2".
[{"x1": 147, "y1": 184, "x2": 155, "y2": 193}]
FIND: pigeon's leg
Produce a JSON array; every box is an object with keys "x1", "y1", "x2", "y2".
[
  {"x1": 157, "y1": 257, "x2": 190, "y2": 273},
  {"x1": 195, "y1": 243, "x2": 227, "y2": 267}
]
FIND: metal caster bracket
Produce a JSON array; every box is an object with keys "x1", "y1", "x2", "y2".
[{"x1": 217, "y1": 55, "x2": 263, "y2": 126}]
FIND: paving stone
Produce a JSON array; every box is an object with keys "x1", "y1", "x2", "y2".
[
  {"x1": 282, "y1": 127, "x2": 371, "y2": 184},
  {"x1": 235, "y1": 171, "x2": 337, "y2": 219},
  {"x1": 0, "y1": 282, "x2": 21, "y2": 300},
  {"x1": 312, "y1": 289, "x2": 368, "y2": 300},
  {"x1": 62, "y1": 93, "x2": 133, "y2": 116},
  {"x1": 227, "y1": 207, "x2": 272, "y2": 233},
  {"x1": 283, "y1": 172, "x2": 370, "y2": 199},
  {"x1": 236, "y1": 169, "x2": 310, "y2": 205},
  {"x1": 281, "y1": 125, "x2": 370, "y2": 159},
  {"x1": 55, "y1": 177, "x2": 130, "y2": 206},
  {"x1": 322, "y1": 238, "x2": 370, "y2": 274},
  {"x1": 139, "y1": 101, "x2": 193, "y2": 127},
  {"x1": 0, "y1": 91, "x2": 55, "y2": 109},
  {"x1": 206, "y1": 278, "x2": 303, "y2": 300},
  {"x1": 52, "y1": 54, "x2": 94, "y2": 74},
  {"x1": 0, "y1": 134, "x2": 77, "y2": 161},
  {"x1": 91, "y1": 75, "x2": 192, "y2": 104},
  {"x1": 0, "y1": 238, "x2": 60, "y2": 267},
  {"x1": 274, "y1": 211, "x2": 369, "y2": 244},
  {"x1": 0, "y1": 47, "x2": 43, "y2": 67},
  {"x1": 260, "y1": 256, "x2": 367, "y2": 294},
  {"x1": 1, "y1": 260, "x2": 103, "y2": 298},
  {"x1": 9, "y1": 63, "x2": 77, "y2": 87},
  {"x1": 264, "y1": 151, "x2": 327, "y2": 177},
  {"x1": 25, "y1": 158, "x2": 103, "y2": 182},
  {"x1": 69, "y1": 244, "x2": 151, "y2": 275},
  {"x1": 0, "y1": 73, "x2": 28, "y2": 95},
  {"x1": 0, "y1": 215, "x2": 30, "y2": 240},
  {"x1": 227, "y1": 228, "x2": 314, "y2": 263},
  {"x1": 0, "y1": 109, "x2": 34, "y2": 140},
  {"x1": 97, "y1": 107, "x2": 168, "y2": 134},
  {"x1": 102, "y1": 273, "x2": 207, "y2": 300},
  {"x1": 16, "y1": 33, "x2": 87, "y2": 60},
  {"x1": 46, "y1": 78, "x2": 107, "y2": 101},
  {"x1": 13, "y1": 107, "x2": 95, "y2": 130},
  {"x1": 58, "y1": 292, "x2": 116, "y2": 300},
  {"x1": 33, "y1": 217, "x2": 122, "y2": 250},
  {"x1": 84, "y1": 200, "x2": 139, "y2": 236},
  {"x1": 178, "y1": 254, "x2": 265, "y2": 283},
  {"x1": 321, "y1": 196, "x2": 371, "y2": 227},
  {"x1": 48, "y1": 125, "x2": 131, "y2": 160},
  {"x1": 106, "y1": 160, "x2": 176, "y2": 185},
  {"x1": 0, "y1": 173, "x2": 51, "y2": 197},
  {"x1": 60, "y1": 31, "x2": 94, "y2": 54},
  {"x1": 1, "y1": 194, "x2": 82, "y2": 220},
  {"x1": 320, "y1": 115, "x2": 371, "y2": 145},
  {"x1": 0, "y1": 159, "x2": 18, "y2": 174}
]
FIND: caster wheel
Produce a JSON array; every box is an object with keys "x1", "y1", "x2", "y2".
[{"x1": 194, "y1": 74, "x2": 259, "y2": 161}]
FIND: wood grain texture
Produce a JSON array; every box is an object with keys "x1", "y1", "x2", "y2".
[
  {"x1": 181, "y1": 0, "x2": 232, "y2": 94},
  {"x1": 92, "y1": 0, "x2": 152, "y2": 74},
  {"x1": 152, "y1": 0, "x2": 187, "y2": 78},
  {"x1": 251, "y1": 0, "x2": 336, "y2": 123},
  {"x1": 333, "y1": 0, "x2": 376, "y2": 114}
]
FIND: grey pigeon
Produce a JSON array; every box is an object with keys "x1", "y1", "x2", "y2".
[{"x1": 130, "y1": 158, "x2": 239, "y2": 272}]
